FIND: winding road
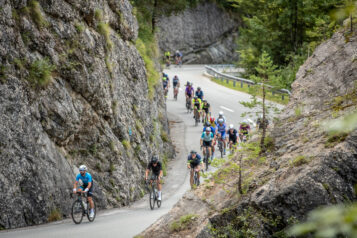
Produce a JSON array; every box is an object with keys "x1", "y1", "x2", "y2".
[{"x1": 0, "y1": 65, "x2": 280, "y2": 238}]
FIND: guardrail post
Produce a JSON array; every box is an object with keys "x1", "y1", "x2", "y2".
[
  {"x1": 248, "y1": 84, "x2": 250, "y2": 88},
  {"x1": 233, "y1": 81, "x2": 236, "y2": 87},
  {"x1": 272, "y1": 91, "x2": 275, "y2": 96},
  {"x1": 240, "y1": 82, "x2": 243, "y2": 88},
  {"x1": 221, "y1": 77, "x2": 223, "y2": 82},
  {"x1": 226, "y1": 79, "x2": 229, "y2": 84},
  {"x1": 282, "y1": 95, "x2": 285, "y2": 101}
]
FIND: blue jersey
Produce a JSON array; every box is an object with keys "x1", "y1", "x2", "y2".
[
  {"x1": 195, "y1": 91, "x2": 204, "y2": 100},
  {"x1": 217, "y1": 123, "x2": 226, "y2": 133},
  {"x1": 203, "y1": 126, "x2": 216, "y2": 135},
  {"x1": 76, "y1": 173, "x2": 93, "y2": 187}
]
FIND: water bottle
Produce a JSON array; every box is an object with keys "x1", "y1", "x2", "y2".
[{"x1": 82, "y1": 201, "x2": 87, "y2": 210}]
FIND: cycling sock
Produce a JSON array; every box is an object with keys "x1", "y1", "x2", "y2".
[
  {"x1": 158, "y1": 191, "x2": 161, "y2": 197},
  {"x1": 90, "y1": 209, "x2": 94, "y2": 213}
]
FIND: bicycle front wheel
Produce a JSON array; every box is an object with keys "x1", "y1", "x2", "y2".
[
  {"x1": 149, "y1": 189, "x2": 155, "y2": 210},
  {"x1": 87, "y1": 199, "x2": 96, "y2": 222},
  {"x1": 71, "y1": 200, "x2": 84, "y2": 224},
  {"x1": 157, "y1": 192, "x2": 162, "y2": 208}
]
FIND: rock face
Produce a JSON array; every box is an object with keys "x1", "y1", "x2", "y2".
[
  {"x1": 156, "y1": 2, "x2": 239, "y2": 64},
  {"x1": 0, "y1": 0, "x2": 173, "y2": 229},
  {"x1": 139, "y1": 30, "x2": 357, "y2": 237}
]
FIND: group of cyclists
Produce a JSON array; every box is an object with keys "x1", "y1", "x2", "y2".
[{"x1": 164, "y1": 50, "x2": 183, "y2": 67}]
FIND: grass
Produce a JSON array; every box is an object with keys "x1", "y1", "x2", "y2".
[
  {"x1": 28, "y1": 0, "x2": 49, "y2": 29},
  {"x1": 75, "y1": 22, "x2": 85, "y2": 33},
  {"x1": 28, "y1": 58, "x2": 56, "y2": 87},
  {"x1": 48, "y1": 208, "x2": 62, "y2": 222},
  {"x1": 122, "y1": 140, "x2": 130, "y2": 150},
  {"x1": 94, "y1": 9, "x2": 103, "y2": 21},
  {"x1": 290, "y1": 155, "x2": 309, "y2": 167},
  {"x1": 160, "y1": 130, "x2": 169, "y2": 143},
  {"x1": 211, "y1": 77, "x2": 289, "y2": 105},
  {"x1": 105, "y1": 56, "x2": 113, "y2": 76},
  {"x1": 169, "y1": 214, "x2": 198, "y2": 232},
  {"x1": 98, "y1": 22, "x2": 113, "y2": 50},
  {"x1": 325, "y1": 132, "x2": 348, "y2": 148}
]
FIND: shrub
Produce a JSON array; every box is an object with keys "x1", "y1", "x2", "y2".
[
  {"x1": 169, "y1": 214, "x2": 198, "y2": 232},
  {"x1": 75, "y1": 22, "x2": 85, "y2": 33},
  {"x1": 94, "y1": 9, "x2": 103, "y2": 21},
  {"x1": 28, "y1": 0, "x2": 48, "y2": 29},
  {"x1": 160, "y1": 130, "x2": 169, "y2": 143},
  {"x1": 28, "y1": 58, "x2": 56, "y2": 87},
  {"x1": 290, "y1": 155, "x2": 309, "y2": 167},
  {"x1": 105, "y1": 56, "x2": 113, "y2": 76},
  {"x1": 122, "y1": 140, "x2": 130, "y2": 150},
  {"x1": 325, "y1": 132, "x2": 348, "y2": 148},
  {"x1": 98, "y1": 22, "x2": 113, "y2": 50},
  {"x1": 48, "y1": 208, "x2": 62, "y2": 222}
]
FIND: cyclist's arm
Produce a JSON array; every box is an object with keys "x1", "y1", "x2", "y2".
[
  {"x1": 86, "y1": 182, "x2": 92, "y2": 190},
  {"x1": 145, "y1": 168, "x2": 150, "y2": 180},
  {"x1": 73, "y1": 180, "x2": 78, "y2": 190}
]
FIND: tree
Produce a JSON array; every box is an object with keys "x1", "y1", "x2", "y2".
[{"x1": 240, "y1": 51, "x2": 281, "y2": 153}]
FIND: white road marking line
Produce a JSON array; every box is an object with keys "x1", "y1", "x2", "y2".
[{"x1": 220, "y1": 106, "x2": 234, "y2": 112}]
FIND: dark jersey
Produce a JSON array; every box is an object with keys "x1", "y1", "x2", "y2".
[
  {"x1": 195, "y1": 90, "x2": 204, "y2": 100},
  {"x1": 202, "y1": 103, "x2": 210, "y2": 112},
  {"x1": 228, "y1": 129, "x2": 238, "y2": 142},
  {"x1": 187, "y1": 154, "x2": 202, "y2": 166},
  {"x1": 147, "y1": 161, "x2": 162, "y2": 175}
]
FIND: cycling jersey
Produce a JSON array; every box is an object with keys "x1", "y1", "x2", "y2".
[
  {"x1": 217, "y1": 123, "x2": 227, "y2": 139},
  {"x1": 185, "y1": 86, "x2": 194, "y2": 97},
  {"x1": 201, "y1": 131, "x2": 214, "y2": 142},
  {"x1": 192, "y1": 98, "x2": 202, "y2": 110},
  {"x1": 228, "y1": 129, "x2": 238, "y2": 142},
  {"x1": 187, "y1": 154, "x2": 202, "y2": 166},
  {"x1": 202, "y1": 103, "x2": 210, "y2": 113},
  {"x1": 76, "y1": 173, "x2": 93, "y2": 187},
  {"x1": 173, "y1": 77, "x2": 179, "y2": 87},
  {"x1": 240, "y1": 124, "x2": 251, "y2": 134},
  {"x1": 163, "y1": 80, "x2": 168, "y2": 89},
  {"x1": 195, "y1": 90, "x2": 204, "y2": 100},
  {"x1": 203, "y1": 126, "x2": 216, "y2": 135},
  {"x1": 147, "y1": 161, "x2": 162, "y2": 176},
  {"x1": 165, "y1": 52, "x2": 170, "y2": 57}
]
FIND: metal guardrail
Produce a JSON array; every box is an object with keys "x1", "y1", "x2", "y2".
[{"x1": 205, "y1": 65, "x2": 291, "y2": 100}]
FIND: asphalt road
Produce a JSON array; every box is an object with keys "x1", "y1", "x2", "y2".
[{"x1": 0, "y1": 65, "x2": 280, "y2": 238}]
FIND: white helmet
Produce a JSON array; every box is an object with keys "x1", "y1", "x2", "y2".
[
  {"x1": 219, "y1": 111, "x2": 224, "y2": 116},
  {"x1": 79, "y1": 165, "x2": 87, "y2": 171},
  {"x1": 242, "y1": 119, "x2": 249, "y2": 124},
  {"x1": 229, "y1": 124, "x2": 234, "y2": 129},
  {"x1": 218, "y1": 118, "x2": 224, "y2": 124}
]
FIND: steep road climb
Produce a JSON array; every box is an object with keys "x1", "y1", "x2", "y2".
[{"x1": 0, "y1": 65, "x2": 280, "y2": 238}]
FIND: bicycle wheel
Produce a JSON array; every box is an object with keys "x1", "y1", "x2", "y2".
[
  {"x1": 87, "y1": 199, "x2": 96, "y2": 222},
  {"x1": 194, "y1": 172, "x2": 200, "y2": 186},
  {"x1": 71, "y1": 200, "x2": 84, "y2": 224},
  {"x1": 205, "y1": 148, "x2": 209, "y2": 171},
  {"x1": 157, "y1": 192, "x2": 162, "y2": 208},
  {"x1": 149, "y1": 187, "x2": 155, "y2": 210}
]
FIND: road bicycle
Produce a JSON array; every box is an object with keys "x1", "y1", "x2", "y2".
[
  {"x1": 173, "y1": 86, "x2": 179, "y2": 101},
  {"x1": 191, "y1": 167, "x2": 200, "y2": 187},
  {"x1": 71, "y1": 192, "x2": 96, "y2": 224},
  {"x1": 186, "y1": 97, "x2": 192, "y2": 113},
  {"x1": 217, "y1": 135, "x2": 224, "y2": 158},
  {"x1": 193, "y1": 108, "x2": 200, "y2": 126},
  {"x1": 146, "y1": 176, "x2": 161, "y2": 210}
]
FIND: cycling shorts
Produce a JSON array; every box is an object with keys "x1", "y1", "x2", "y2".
[
  {"x1": 203, "y1": 141, "x2": 212, "y2": 147},
  {"x1": 190, "y1": 162, "x2": 200, "y2": 168},
  {"x1": 229, "y1": 137, "x2": 238, "y2": 144},
  {"x1": 80, "y1": 184, "x2": 94, "y2": 197},
  {"x1": 194, "y1": 103, "x2": 201, "y2": 109},
  {"x1": 218, "y1": 131, "x2": 226, "y2": 139},
  {"x1": 173, "y1": 82, "x2": 178, "y2": 88}
]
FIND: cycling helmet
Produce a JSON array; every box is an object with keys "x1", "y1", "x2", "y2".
[
  {"x1": 197, "y1": 87, "x2": 201, "y2": 90},
  {"x1": 242, "y1": 119, "x2": 249, "y2": 124},
  {"x1": 219, "y1": 111, "x2": 224, "y2": 116},
  {"x1": 79, "y1": 165, "x2": 87, "y2": 171},
  {"x1": 206, "y1": 127, "x2": 211, "y2": 132},
  {"x1": 210, "y1": 117, "x2": 215, "y2": 123},
  {"x1": 151, "y1": 156, "x2": 159, "y2": 163},
  {"x1": 176, "y1": 50, "x2": 179, "y2": 53},
  {"x1": 205, "y1": 122, "x2": 211, "y2": 127},
  {"x1": 203, "y1": 99, "x2": 207, "y2": 103},
  {"x1": 229, "y1": 124, "x2": 234, "y2": 129},
  {"x1": 190, "y1": 150, "x2": 197, "y2": 154},
  {"x1": 194, "y1": 96, "x2": 198, "y2": 99},
  {"x1": 218, "y1": 118, "x2": 224, "y2": 124}
]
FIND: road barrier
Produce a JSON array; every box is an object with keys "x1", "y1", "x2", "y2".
[{"x1": 205, "y1": 65, "x2": 291, "y2": 101}]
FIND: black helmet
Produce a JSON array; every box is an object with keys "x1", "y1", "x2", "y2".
[
  {"x1": 190, "y1": 150, "x2": 197, "y2": 154},
  {"x1": 205, "y1": 122, "x2": 210, "y2": 127},
  {"x1": 197, "y1": 87, "x2": 201, "y2": 90},
  {"x1": 203, "y1": 99, "x2": 207, "y2": 103},
  {"x1": 151, "y1": 156, "x2": 159, "y2": 163}
]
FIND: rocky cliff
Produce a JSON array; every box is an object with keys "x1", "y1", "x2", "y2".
[
  {"x1": 0, "y1": 0, "x2": 173, "y2": 229},
  {"x1": 139, "y1": 29, "x2": 357, "y2": 237},
  {"x1": 156, "y1": 2, "x2": 239, "y2": 64}
]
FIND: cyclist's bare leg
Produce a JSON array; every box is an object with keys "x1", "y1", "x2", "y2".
[
  {"x1": 190, "y1": 169, "x2": 194, "y2": 187},
  {"x1": 88, "y1": 196, "x2": 94, "y2": 209},
  {"x1": 196, "y1": 166, "x2": 200, "y2": 181},
  {"x1": 157, "y1": 179, "x2": 162, "y2": 191}
]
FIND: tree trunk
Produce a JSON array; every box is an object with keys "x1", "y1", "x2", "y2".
[
  {"x1": 351, "y1": 13, "x2": 353, "y2": 33},
  {"x1": 260, "y1": 84, "x2": 266, "y2": 154},
  {"x1": 238, "y1": 155, "x2": 243, "y2": 194}
]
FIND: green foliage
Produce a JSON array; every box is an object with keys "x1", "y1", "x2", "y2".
[
  {"x1": 75, "y1": 22, "x2": 85, "y2": 33},
  {"x1": 160, "y1": 130, "x2": 169, "y2": 143},
  {"x1": 290, "y1": 155, "x2": 309, "y2": 167},
  {"x1": 28, "y1": 0, "x2": 49, "y2": 29},
  {"x1": 105, "y1": 56, "x2": 113, "y2": 76},
  {"x1": 109, "y1": 162, "x2": 115, "y2": 173},
  {"x1": 169, "y1": 214, "x2": 198, "y2": 232},
  {"x1": 98, "y1": 22, "x2": 113, "y2": 50},
  {"x1": 48, "y1": 208, "x2": 62, "y2": 222},
  {"x1": 94, "y1": 9, "x2": 103, "y2": 21},
  {"x1": 28, "y1": 58, "x2": 56, "y2": 87},
  {"x1": 325, "y1": 132, "x2": 349, "y2": 148},
  {"x1": 122, "y1": 140, "x2": 131, "y2": 150},
  {"x1": 288, "y1": 203, "x2": 357, "y2": 237},
  {"x1": 89, "y1": 143, "x2": 98, "y2": 155},
  {"x1": 162, "y1": 153, "x2": 168, "y2": 176}
]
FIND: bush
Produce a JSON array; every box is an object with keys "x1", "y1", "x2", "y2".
[
  {"x1": 160, "y1": 130, "x2": 169, "y2": 143},
  {"x1": 290, "y1": 155, "x2": 309, "y2": 167},
  {"x1": 98, "y1": 22, "x2": 113, "y2": 50},
  {"x1": 28, "y1": 0, "x2": 48, "y2": 29},
  {"x1": 122, "y1": 140, "x2": 130, "y2": 150},
  {"x1": 28, "y1": 58, "x2": 56, "y2": 87},
  {"x1": 48, "y1": 208, "x2": 62, "y2": 222},
  {"x1": 169, "y1": 214, "x2": 198, "y2": 232},
  {"x1": 75, "y1": 22, "x2": 85, "y2": 33}
]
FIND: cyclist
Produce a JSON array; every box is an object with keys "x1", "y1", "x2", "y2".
[
  {"x1": 227, "y1": 124, "x2": 239, "y2": 152},
  {"x1": 185, "y1": 82, "x2": 194, "y2": 102},
  {"x1": 192, "y1": 96, "x2": 202, "y2": 121},
  {"x1": 202, "y1": 124, "x2": 215, "y2": 161},
  {"x1": 187, "y1": 150, "x2": 202, "y2": 188},
  {"x1": 239, "y1": 120, "x2": 251, "y2": 142},
  {"x1": 73, "y1": 165, "x2": 95, "y2": 218},
  {"x1": 210, "y1": 117, "x2": 216, "y2": 128},
  {"x1": 216, "y1": 118, "x2": 227, "y2": 155},
  {"x1": 162, "y1": 75, "x2": 169, "y2": 98},
  {"x1": 145, "y1": 156, "x2": 163, "y2": 201},
  {"x1": 195, "y1": 87, "x2": 204, "y2": 100},
  {"x1": 174, "y1": 50, "x2": 183, "y2": 65},
  {"x1": 164, "y1": 51, "x2": 171, "y2": 66},
  {"x1": 201, "y1": 100, "x2": 210, "y2": 123},
  {"x1": 172, "y1": 75, "x2": 180, "y2": 98},
  {"x1": 209, "y1": 117, "x2": 217, "y2": 157},
  {"x1": 216, "y1": 111, "x2": 227, "y2": 125}
]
